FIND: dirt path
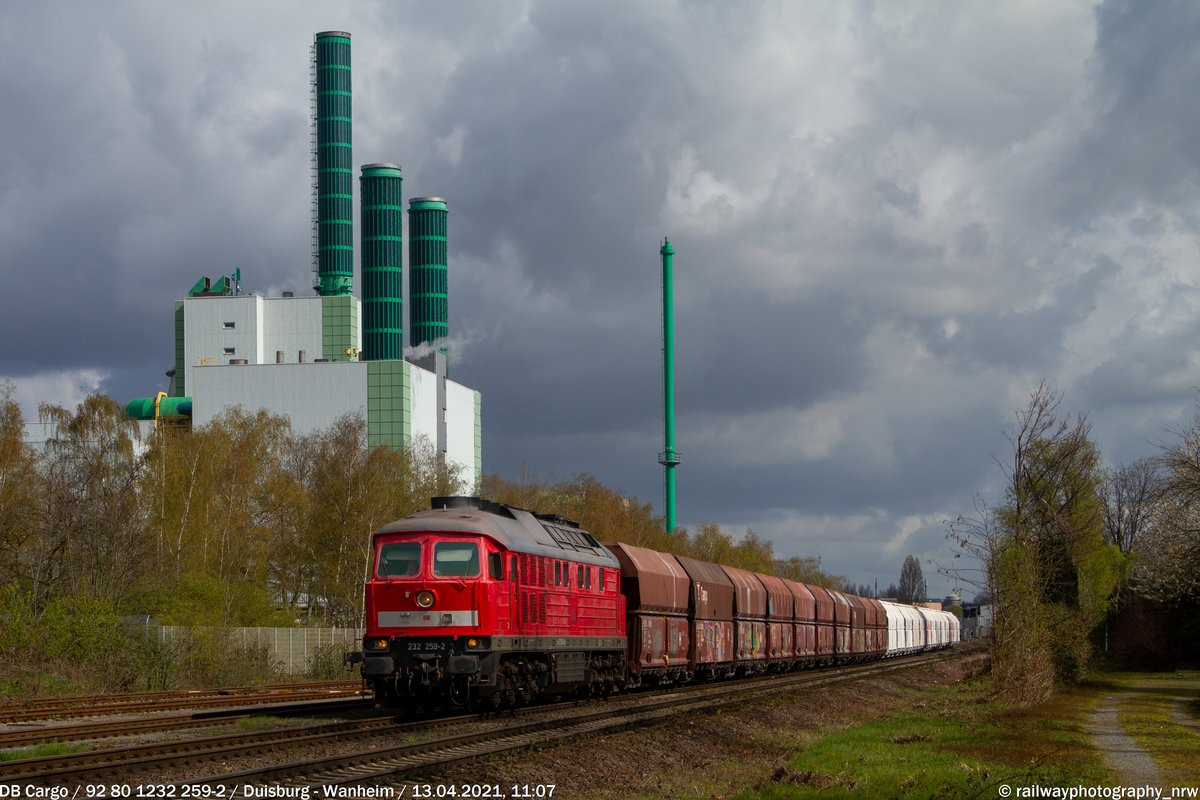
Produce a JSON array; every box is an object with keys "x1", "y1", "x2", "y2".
[
  {"x1": 1089, "y1": 693, "x2": 1163, "y2": 786},
  {"x1": 1172, "y1": 696, "x2": 1200, "y2": 736}
]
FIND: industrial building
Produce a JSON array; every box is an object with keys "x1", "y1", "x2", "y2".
[{"x1": 126, "y1": 32, "x2": 481, "y2": 488}]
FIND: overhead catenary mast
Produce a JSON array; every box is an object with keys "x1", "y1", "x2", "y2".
[{"x1": 659, "y1": 238, "x2": 682, "y2": 533}]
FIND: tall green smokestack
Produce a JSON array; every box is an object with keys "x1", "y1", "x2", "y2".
[
  {"x1": 408, "y1": 197, "x2": 449, "y2": 357},
  {"x1": 360, "y1": 163, "x2": 404, "y2": 360},
  {"x1": 313, "y1": 31, "x2": 353, "y2": 296},
  {"x1": 658, "y1": 238, "x2": 681, "y2": 533}
]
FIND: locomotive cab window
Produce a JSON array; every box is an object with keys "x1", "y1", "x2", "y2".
[
  {"x1": 378, "y1": 542, "x2": 420, "y2": 577},
  {"x1": 432, "y1": 542, "x2": 479, "y2": 577},
  {"x1": 488, "y1": 551, "x2": 504, "y2": 580}
]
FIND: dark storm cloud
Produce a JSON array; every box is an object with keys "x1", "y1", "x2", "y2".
[
  {"x1": 682, "y1": 398, "x2": 1003, "y2": 525},
  {"x1": 1057, "y1": 0, "x2": 1200, "y2": 214},
  {"x1": 675, "y1": 288, "x2": 868, "y2": 415},
  {"x1": 5, "y1": 0, "x2": 1200, "y2": 596},
  {"x1": 410, "y1": 9, "x2": 688, "y2": 302}
]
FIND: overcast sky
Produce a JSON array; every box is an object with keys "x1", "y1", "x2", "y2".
[{"x1": 3, "y1": 0, "x2": 1198, "y2": 599}]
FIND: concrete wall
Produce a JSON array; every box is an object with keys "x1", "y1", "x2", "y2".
[
  {"x1": 191, "y1": 361, "x2": 367, "y2": 433},
  {"x1": 446, "y1": 381, "x2": 481, "y2": 488}
]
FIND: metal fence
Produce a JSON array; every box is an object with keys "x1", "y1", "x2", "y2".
[{"x1": 155, "y1": 626, "x2": 363, "y2": 675}]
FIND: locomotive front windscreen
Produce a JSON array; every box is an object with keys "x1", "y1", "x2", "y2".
[
  {"x1": 375, "y1": 539, "x2": 481, "y2": 579},
  {"x1": 433, "y1": 542, "x2": 479, "y2": 577},
  {"x1": 379, "y1": 542, "x2": 420, "y2": 577}
]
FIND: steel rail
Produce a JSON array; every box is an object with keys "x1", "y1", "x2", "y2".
[
  {"x1": 0, "y1": 716, "x2": 403, "y2": 785},
  {"x1": 0, "y1": 696, "x2": 373, "y2": 751},
  {"x1": 172, "y1": 650, "x2": 961, "y2": 788},
  {"x1": 0, "y1": 684, "x2": 364, "y2": 723},
  {"x1": 0, "y1": 680, "x2": 359, "y2": 713}
]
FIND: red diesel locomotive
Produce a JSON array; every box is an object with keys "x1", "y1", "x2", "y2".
[
  {"x1": 355, "y1": 497, "x2": 958, "y2": 710},
  {"x1": 358, "y1": 496, "x2": 627, "y2": 708}
]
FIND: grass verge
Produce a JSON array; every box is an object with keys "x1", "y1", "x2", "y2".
[
  {"x1": 0, "y1": 741, "x2": 91, "y2": 762},
  {"x1": 732, "y1": 678, "x2": 1108, "y2": 800}
]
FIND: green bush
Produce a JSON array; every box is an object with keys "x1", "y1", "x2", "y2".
[
  {"x1": 0, "y1": 588, "x2": 287, "y2": 695},
  {"x1": 307, "y1": 643, "x2": 354, "y2": 680},
  {"x1": 168, "y1": 627, "x2": 279, "y2": 688},
  {"x1": 0, "y1": 588, "x2": 153, "y2": 695}
]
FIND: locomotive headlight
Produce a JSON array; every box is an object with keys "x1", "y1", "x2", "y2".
[
  {"x1": 466, "y1": 637, "x2": 491, "y2": 650},
  {"x1": 415, "y1": 590, "x2": 435, "y2": 609},
  {"x1": 368, "y1": 638, "x2": 389, "y2": 651}
]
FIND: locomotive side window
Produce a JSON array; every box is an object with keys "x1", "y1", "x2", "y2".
[
  {"x1": 488, "y1": 551, "x2": 503, "y2": 580},
  {"x1": 379, "y1": 542, "x2": 420, "y2": 577},
  {"x1": 433, "y1": 542, "x2": 479, "y2": 577}
]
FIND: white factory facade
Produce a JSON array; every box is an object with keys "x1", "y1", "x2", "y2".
[{"x1": 160, "y1": 286, "x2": 481, "y2": 489}]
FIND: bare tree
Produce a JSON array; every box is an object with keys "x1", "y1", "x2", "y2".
[
  {"x1": 1158, "y1": 402, "x2": 1200, "y2": 509},
  {"x1": 1099, "y1": 457, "x2": 1161, "y2": 555}
]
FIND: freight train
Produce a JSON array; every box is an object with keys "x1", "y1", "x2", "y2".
[{"x1": 353, "y1": 496, "x2": 958, "y2": 710}]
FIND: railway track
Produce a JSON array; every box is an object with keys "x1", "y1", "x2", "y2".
[
  {"x1": 0, "y1": 695, "x2": 374, "y2": 750},
  {"x1": 174, "y1": 650, "x2": 956, "y2": 789},
  {"x1": 5, "y1": 649, "x2": 962, "y2": 789},
  {"x1": 0, "y1": 715, "x2": 401, "y2": 785},
  {"x1": 0, "y1": 681, "x2": 364, "y2": 724}
]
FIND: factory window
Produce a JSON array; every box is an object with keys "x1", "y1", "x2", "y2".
[
  {"x1": 223, "y1": 321, "x2": 236, "y2": 330},
  {"x1": 223, "y1": 347, "x2": 235, "y2": 355}
]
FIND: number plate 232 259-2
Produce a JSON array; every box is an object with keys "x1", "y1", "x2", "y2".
[{"x1": 408, "y1": 641, "x2": 447, "y2": 651}]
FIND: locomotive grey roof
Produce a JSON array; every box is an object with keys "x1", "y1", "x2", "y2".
[{"x1": 374, "y1": 497, "x2": 620, "y2": 569}]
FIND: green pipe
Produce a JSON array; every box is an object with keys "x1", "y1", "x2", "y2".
[{"x1": 659, "y1": 238, "x2": 681, "y2": 533}]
